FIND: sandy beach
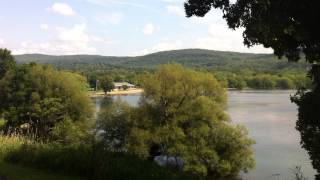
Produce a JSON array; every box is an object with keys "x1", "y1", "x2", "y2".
[{"x1": 89, "y1": 88, "x2": 143, "y2": 97}]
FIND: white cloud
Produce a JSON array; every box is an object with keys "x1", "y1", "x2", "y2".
[
  {"x1": 84, "y1": 0, "x2": 149, "y2": 9},
  {"x1": 56, "y1": 24, "x2": 89, "y2": 45},
  {"x1": 133, "y1": 40, "x2": 184, "y2": 56},
  {"x1": 142, "y1": 23, "x2": 155, "y2": 35},
  {"x1": 95, "y1": 12, "x2": 123, "y2": 25},
  {"x1": 14, "y1": 24, "x2": 99, "y2": 55},
  {"x1": 194, "y1": 25, "x2": 272, "y2": 53},
  {"x1": 167, "y1": 5, "x2": 185, "y2": 16},
  {"x1": 90, "y1": 35, "x2": 115, "y2": 45},
  {"x1": 40, "y1": 24, "x2": 49, "y2": 30},
  {"x1": 0, "y1": 38, "x2": 4, "y2": 45},
  {"x1": 49, "y1": 3, "x2": 76, "y2": 16}
]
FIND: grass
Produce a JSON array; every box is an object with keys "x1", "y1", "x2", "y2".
[
  {"x1": 0, "y1": 136, "x2": 199, "y2": 180},
  {"x1": 0, "y1": 161, "x2": 86, "y2": 180}
]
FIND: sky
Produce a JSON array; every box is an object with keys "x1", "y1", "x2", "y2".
[{"x1": 0, "y1": 0, "x2": 273, "y2": 56}]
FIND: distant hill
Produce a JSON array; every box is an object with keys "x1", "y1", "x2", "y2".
[{"x1": 14, "y1": 49, "x2": 308, "y2": 71}]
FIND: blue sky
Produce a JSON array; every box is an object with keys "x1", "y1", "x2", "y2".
[{"x1": 0, "y1": 0, "x2": 272, "y2": 56}]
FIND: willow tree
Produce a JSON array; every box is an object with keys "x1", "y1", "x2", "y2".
[{"x1": 99, "y1": 64, "x2": 255, "y2": 178}]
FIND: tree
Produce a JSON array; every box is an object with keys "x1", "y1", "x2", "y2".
[
  {"x1": 291, "y1": 87, "x2": 320, "y2": 179},
  {"x1": 100, "y1": 76, "x2": 115, "y2": 94},
  {"x1": 99, "y1": 64, "x2": 255, "y2": 178},
  {"x1": 0, "y1": 62, "x2": 93, "y2": 141},
  {"x1": 0, "y1": 48, "x2": 15, "y2": 79}
]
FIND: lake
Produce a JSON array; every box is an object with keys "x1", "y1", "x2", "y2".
[{"x1": 94, "y1": 90, "x2": 316, "y2": 179}]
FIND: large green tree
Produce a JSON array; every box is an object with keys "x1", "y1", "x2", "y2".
[
  {"x1": 0, "y1": 62, "x2": 93, "y2": 141},
  {"x1": 98, "y1": 64, "x2": 255, "y2": 178}
]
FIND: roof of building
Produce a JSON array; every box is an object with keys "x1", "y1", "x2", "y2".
[{"x1": 114, "y1": 82, "x2": 135, "y2": 87}]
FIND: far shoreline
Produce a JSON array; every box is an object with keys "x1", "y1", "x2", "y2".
[
  {"x1": 89, "y1": 88, "x2": 297, "y2": 98},
  {"x1": 89, "y1": 88, "x2": 143, "y2": 97}
]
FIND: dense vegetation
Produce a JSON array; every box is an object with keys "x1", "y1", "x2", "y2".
[
  {"x1": 15, "y1": 49, "x2": 309, "y2": 71},
  {"x1": 213, "y1": 70, "x2": 311, "y2": 90},
  {"x1": 97, "y1": 64, "x2": 255, "y2": 178},
  {"x1": 15, "y1": 49, "x2": 310, "y2": 90},
  {"x1": 1, "y1": 49, "x2": 255, "y2": 179},
  {"x1": 0, "y1": 62, "x2": 92, "y2": 142}
]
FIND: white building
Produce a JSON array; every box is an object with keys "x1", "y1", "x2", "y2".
[{"x1": 113, "y1": 82, "x2": 135, "y2": 90}]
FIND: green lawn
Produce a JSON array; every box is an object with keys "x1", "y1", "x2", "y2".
[{"x1": 0, "y1": 162, "x2": 86, "y2": 180}]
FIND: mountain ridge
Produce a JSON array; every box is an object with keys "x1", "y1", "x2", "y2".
[{"x1": 14, "y1": 49, "x2": 307, "y2": 71}]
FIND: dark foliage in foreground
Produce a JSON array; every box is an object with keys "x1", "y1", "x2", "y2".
[{"x1": 292, "y1": 65, "x2": 320, "y2": 179}]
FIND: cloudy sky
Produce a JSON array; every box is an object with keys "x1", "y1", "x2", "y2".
[{"x1": 0, "y1": 0, "x2": 273, "y2": 56}]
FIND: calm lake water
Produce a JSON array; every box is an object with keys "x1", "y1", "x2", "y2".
[{"x1": 94, "y1": 90, "x2": 316, "y2": 179}]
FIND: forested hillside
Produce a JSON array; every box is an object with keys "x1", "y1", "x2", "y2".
[{"x1": 15, "y1": 49, "x2": 308, "y2": 71}]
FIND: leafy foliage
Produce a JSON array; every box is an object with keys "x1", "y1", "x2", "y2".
[
  {"x1": 98, "y1": 64, "x2": 255, "y2": 178},
  {"x1": 0, "y1": 59, "x2": 93, "y2": 141},
  {"x1": 0, "y1": 48, "x2": 15, "y2": 79},
  {"x1": 213, "y1": 70, "x2": 310, "y2": 90},
  {"x1": 291, "y1": 65, "x2": 320, "y2": 178},
  {"x1": 99, "y1": 76, "x2": 115, "y2": 94}
]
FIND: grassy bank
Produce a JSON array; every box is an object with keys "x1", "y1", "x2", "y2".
[{"x1": 0, "y1": 136, "x2": 198, "y2": 180}]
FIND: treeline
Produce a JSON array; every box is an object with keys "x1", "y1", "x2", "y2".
[
  {"x1": 212, "y1": 70, "x2": 311, "y2": 90},
  {"x1": 84, "y1": 68, "x2": 146, "y2": 90},
  {"x1": 14, "y1": 49, "x2": 311, "y2": 90},
  {"x1": 82, "y1": 68, "x2": 311, "y2": 90},
  {"x1": 14, "y1": 49, "x2": 309, "y2": 72}
]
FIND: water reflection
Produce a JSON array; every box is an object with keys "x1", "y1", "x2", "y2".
[{"x1": 93, "y1": 90, "x2": 317, "y2": 179}]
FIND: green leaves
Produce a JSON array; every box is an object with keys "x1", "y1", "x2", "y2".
[
  {"x1": 98, "y1": 64, "x2": 255, "y2": 178},
  {"x1": 0, "y1": 62, "x2": 93, "y2": 141},
  {"x1": 0, "y1": 48, "x2": 16, "y2": 79},
  {"x1": 100, "y1": 76, "x2": 115, "y2": 93}
]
